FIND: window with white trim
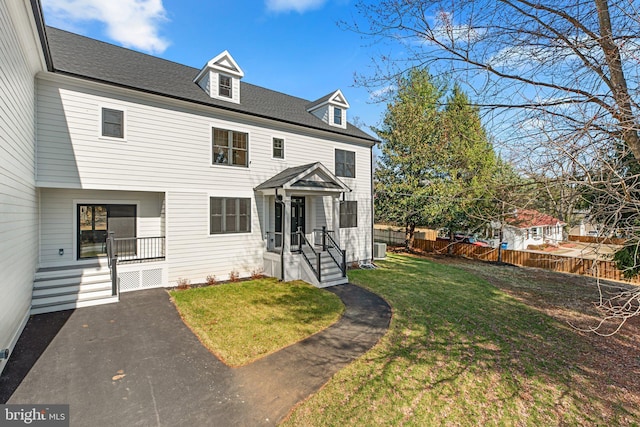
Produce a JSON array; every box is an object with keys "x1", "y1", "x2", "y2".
[
  {"x1": 219, "y1": 74, "x2": 232, "y2": 98},
  {"x1": 212, "y1": 128, "x2": 248, "y2": 167},
  {"x1": 101, "y1": 108, "x2": 124, "y2": 138},
  {"x1": 333, "y1": 107, "x2": 342, "y2": 125},
  {"x1": 340, "y1": 201, "x2": 357, "y2": 228},
  {"x1": 210, "y1": 197, "x2": 251, "y2": 234},
  {"x1": 335, "y1": 149, "x2": 355, "y2": 178},
  {"x1": 272, "y1": 137, "x2": 284, "y2": 159}
]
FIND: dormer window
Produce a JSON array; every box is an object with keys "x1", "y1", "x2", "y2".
[
  {"x1": 307, "y1": 89, "x2": 350, "y2": 129},
  {"x1": 219, "y1": 74, "x2": 232, "y2": 98},
  {"x1": 333, "y1": 107, "x2": 342, "y2": 126},
  {"x1": 194, "y1": 51, "x2": 244, "y2": 104}
]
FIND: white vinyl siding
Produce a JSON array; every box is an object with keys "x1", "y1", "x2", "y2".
[
  {"x1": 0, "y1": 1, "x2": 43, "y2": 374},
  {"x1": 166, "y1": 191, "x2": 263, "y2": 283},
  {"x1": 38, "y1": 189, "x2": 164, "y2": 266},
  {"x1": 35, "y1": 76, "x2": 374, "y2": 268}
]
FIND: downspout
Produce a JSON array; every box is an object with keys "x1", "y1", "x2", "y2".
[
  {"x1": 370, "y1": 147, "x2": 375, "y2": 262},
  {"x1": 275, "y1": 188, "x2": 285, "y2": 281}
]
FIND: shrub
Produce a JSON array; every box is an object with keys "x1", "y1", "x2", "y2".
[
  {"x1": 229, "y1": 270, "x2": 240, "y2": 282},
  {"x1": 176, "y1": 278, "x2": 191, "y2": 290},
  {"x1": 250, "y1": 267, "x2": 265, "y2": 280},
  {"x1": 206, "y1": 275, "x2": 217, "y2": 286}
]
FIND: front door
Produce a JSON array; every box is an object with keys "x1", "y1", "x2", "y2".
[
  {"x1": 77, "y1": 204, "x2": 136, "y2": 259},
  {"x1": 291, "y1": 196, "x2": 305, "y2": 247}
]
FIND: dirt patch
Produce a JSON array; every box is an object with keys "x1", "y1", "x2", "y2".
[{"x1": 411, "y1": 252, "x2": 640, "y2": 420}]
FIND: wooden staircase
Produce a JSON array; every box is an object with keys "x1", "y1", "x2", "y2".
[
  {"x1": 300, "y1": 245, "x2": 348, "y2": 288},
  {"x1": 31, "y1": 263, "x2": 118, "y2": 315}
]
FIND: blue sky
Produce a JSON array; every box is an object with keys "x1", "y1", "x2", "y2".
[{"x1": 41, "y1": 0, "x2": 388, "y2": 137}]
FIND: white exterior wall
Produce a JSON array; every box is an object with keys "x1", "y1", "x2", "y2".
[
  {"x1": 36, "y1": 75, "x2": 373, "y2": 282},
  {"x1": 504, "y1": 225, "x2": 564, "y2": 251},
  {"x1": 0, "y1": 1, "x2": 44, "y2": 374},
  {"x1": 38, "y1": 188, "x2": 164, "y2": 267}
]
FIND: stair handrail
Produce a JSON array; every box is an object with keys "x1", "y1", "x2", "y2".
[
  {"x1": 106, "y1": 232, "x2": 119, "y2": 297},
  {"x1": 322, "y1": 227, "x2": 347, "y2": 277},
  {"x1": 295, "y1": 228, "x2": 321, "y2": 281}
]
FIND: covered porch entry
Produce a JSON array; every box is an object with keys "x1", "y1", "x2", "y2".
[{"x1": 255, "y1": 162, "x2": 350, "y2": 287}]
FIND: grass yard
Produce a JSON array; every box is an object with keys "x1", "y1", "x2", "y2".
[
  {"x1": 283, "y1": 254, "x2": 640, "y2": 426},
  {"x1": 169, "y1": 278, "x2": 344, "y2": 367}
]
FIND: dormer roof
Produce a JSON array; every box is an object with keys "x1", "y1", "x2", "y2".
[
  {"x1": 194, "y1": 50, "x2": 244, "y2": 82},
  {"x1": 306, "y1": 89, "x2": 350, "y2": 111}
]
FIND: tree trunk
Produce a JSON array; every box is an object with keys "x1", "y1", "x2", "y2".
[
  {"x1": 405, "y1": 223, "x2": 415, "y2": 252},
  {"x1": 594, "y1": 0, "x2": 640, "y2": 161}
]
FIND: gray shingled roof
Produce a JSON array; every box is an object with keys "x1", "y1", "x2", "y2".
[
  {"x1": 254, "y1": 162, "x2": 348, "y2": 191},
  {"x1": 255, "y1": 163, "x2": 318, "y2": 190},
  {"x1": 45, "y1": 27, "x2": 376, "y2": 145}
]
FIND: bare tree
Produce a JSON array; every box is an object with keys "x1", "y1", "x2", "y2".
[{"x1": 351, "y1": 0, "x2": 640, "y2": 332}]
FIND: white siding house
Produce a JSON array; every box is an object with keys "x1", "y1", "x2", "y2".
[
  {"x1": 0, "y1": 0, "x2": 49, "y2": 375},
  {"x1": 0, "y1": 0, "x2": 376, "y2": 362},
  {"x1": 502, "y1": 209, "x2": 566, "y2": 250}
]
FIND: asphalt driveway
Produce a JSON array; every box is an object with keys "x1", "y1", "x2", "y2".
[{"x1": 1, "y1": 283, "x2": 390, "y2": 426}]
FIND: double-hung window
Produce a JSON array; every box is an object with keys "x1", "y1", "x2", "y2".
[
  {"x1": 333, "y1": 107, "x2": 342, "y2": 125},
  {"x1": 219, "y1": 74, "x2": 232, "y2": 98},
  {"x1": 212, "y1": 128, "x2": 248, "y2": 167},
  {"x1": 340, "y1": 201, "x2": 358, "y2": 228},
  {"x1": 335, "y1": 149, "x2": 355, "y2": 178},
  {"x1": 101, "y1": 107, "x2": 124, "y2": 139},
  {"x1": 210, "y1": 197, "x2": 251, "y2": 234},
  {"x1": 272, "y1": 138, "x2": 284, "y2": 159}
]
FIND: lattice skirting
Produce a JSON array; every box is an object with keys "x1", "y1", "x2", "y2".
[{"x1": 118, "y1": 265, "x2": 166, "y2": 292}]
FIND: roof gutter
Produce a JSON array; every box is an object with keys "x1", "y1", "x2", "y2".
[
  {"x1": 30, "y1": 0, "x2": 53, "y2": 71},
  {"x1": 49, "y1": 69, "x2": 379, "y2": 146}
]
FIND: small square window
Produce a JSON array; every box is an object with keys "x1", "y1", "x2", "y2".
[
  {"x1": 219, "y1": 74, "x2": 232, "y2": 98},
  {"x1": 333, "y1": 107, "x2": 342, "y2": 125},
  {"x1": 102, "y1": 108, "x2": 124, "y2": 138},
  {"x1": 272, "y1": 138, "x2": 284, "y2": 159}
]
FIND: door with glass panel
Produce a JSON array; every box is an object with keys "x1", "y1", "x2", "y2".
[{"x1": 77, "y1": 204, "x2": 136, "y2": 259}]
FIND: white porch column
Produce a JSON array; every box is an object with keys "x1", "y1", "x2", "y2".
[
  {"x1": 332, "y1": 196, "x2": 341, "y2": 244},
  {"x1": 282, "y1": 196, "x2": 292, "y2": 280}
]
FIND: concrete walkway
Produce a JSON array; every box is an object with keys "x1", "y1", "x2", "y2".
[{"x1": 1, "y1": 284, "x2": 390, "y2": 426}]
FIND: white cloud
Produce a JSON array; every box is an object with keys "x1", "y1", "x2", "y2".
[
  {"x1": 265, "y1": 0, "x2": 328, "y2": 13},
  {"x1": 43, "y1": 0, "x2": 170, "y2": 54},
  {"x1": 369, "y1": 85, "x2": 396, "y2": 102},
  {"x1": 431, "y1": 11, "x2": 485, "y2": 45}
]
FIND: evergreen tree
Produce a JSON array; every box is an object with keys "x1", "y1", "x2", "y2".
[{"x1": 375, "y1": 70, "x2": 505, "y2": 248}]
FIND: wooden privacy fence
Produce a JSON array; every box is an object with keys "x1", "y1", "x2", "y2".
[
  {"x1": 412, "y1": 238, "x2": 640, "y2": 286},
  {"x1": 374, "y1": 228, "x2": 438, "y2": 245},
  {"x1": 567, "y1": 235, "x2": 626, "y2": 245}
]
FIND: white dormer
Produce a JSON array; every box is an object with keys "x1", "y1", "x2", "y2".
[
  {"x1": 194, "y1": 51, "x2": 244, "y2": 104},
  {"x1": 307, "y1": 90, "x2": 350, "y2": 129}
]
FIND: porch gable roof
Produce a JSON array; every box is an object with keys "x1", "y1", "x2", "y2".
[{"x1": 254, "y1": 162, "x2": 350, "y2": 193}]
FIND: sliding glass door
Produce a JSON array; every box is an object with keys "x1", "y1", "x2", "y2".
[{"x1": 77, "y1": 204, "x2": 136, "y2": 259}]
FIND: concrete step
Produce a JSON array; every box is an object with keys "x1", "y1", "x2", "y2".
[
  {"x1": 31, "y1": 264, "x2": 118, "y2": 315},
  {"x1": 31, "y1": 294, "x2": 119, "y2": 315},
  {"x1": 33, "y1": 273, "x2": 112, "y2": 290},
  {"x1": 32, "y1": 280, "x2": 113, "y2": 297},
  {"x1": 317, "y1": 276, "x2": 349, "y2": 288}
]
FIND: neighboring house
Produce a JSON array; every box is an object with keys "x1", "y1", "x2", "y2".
[
  {"x1": 0, "y1": 0, "x2": 376, "y2": 374},
  {"x1": 502, "y1": 209, "x2": 566, "y2": 250}
]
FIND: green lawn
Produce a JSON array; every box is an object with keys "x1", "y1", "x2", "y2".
[
  {"x1": 169, "y1": 278, "x2": 344, "y2": 367},
  {"x1": 283, "y1": 254, "x2": 639, "y2": 426}
]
